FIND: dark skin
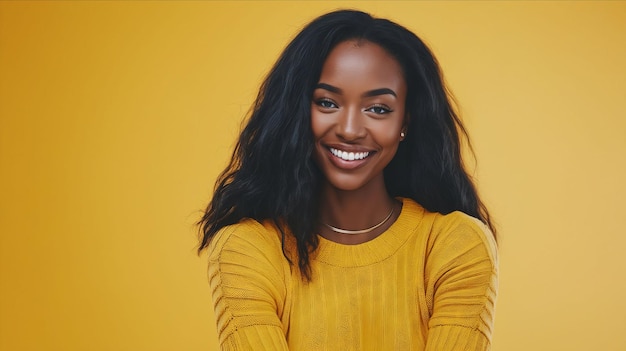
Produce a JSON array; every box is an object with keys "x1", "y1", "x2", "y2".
[
  {"x1": 310, "y1": 40, "x2": 407, "y2": 245},
  {"x1": 317, "y1": 186, "x2": 403, "y2": 245}
]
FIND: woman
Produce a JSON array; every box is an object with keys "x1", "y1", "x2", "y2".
[{"x1": 199, "y1": 9, "x2": 498, "y2": 350}]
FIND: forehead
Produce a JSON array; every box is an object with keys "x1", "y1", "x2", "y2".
[{"x1": 317, "y1": 40, "x2": 406, "y2": 92}]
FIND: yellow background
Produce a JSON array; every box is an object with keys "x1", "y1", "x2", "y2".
[{"x1": 1, "y1": 1, "x2": 625, "y2": 350}]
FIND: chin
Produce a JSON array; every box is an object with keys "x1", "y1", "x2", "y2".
[{"x1": 323, "y1": 173, "x2": 380, "y2": 192}]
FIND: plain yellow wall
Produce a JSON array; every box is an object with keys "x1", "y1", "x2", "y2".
[{"x1": 1, "y1": 1, "x2": 625, "y2": 350}]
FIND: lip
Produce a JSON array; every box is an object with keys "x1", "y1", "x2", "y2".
[
  {"x1": 322, "y1": 143, "x2": 376, "y2": 170},
  {"x1": 324, "y1": 143, "x2": 373, "y2": 153}
]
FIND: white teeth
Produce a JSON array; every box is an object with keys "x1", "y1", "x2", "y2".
[{"x1": 329, "y1": 147, "x2": 370, "y2": 161}]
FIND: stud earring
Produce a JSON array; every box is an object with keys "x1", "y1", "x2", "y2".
[{"x1": 400, "y1": 132, "x2": 406, "y2": 139}]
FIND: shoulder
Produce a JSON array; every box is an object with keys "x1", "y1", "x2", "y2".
[
  {"x1": 207, "y1": 218, "x2": 286, "y2": 265},
  {"x1": 398, "y1": 199, "x2": 496, "y2": 263},
  {"x1": 424, "y1": 209, "x2": 498, "y2": 267}
]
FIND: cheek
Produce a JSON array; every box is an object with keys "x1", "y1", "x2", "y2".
[
  {"x1": 373, "y1": 122, "x2": 403, "y2": 147},
  {"x1": 310, "y1": 110, "x2": 328, "y2": 140},
  {"x1": 382, "y1": 127, "x2": 401, "y2": 141}
]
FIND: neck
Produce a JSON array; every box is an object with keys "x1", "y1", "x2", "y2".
[{"x1": 318, "y1": 179, "x2": 399, "y2": 244}]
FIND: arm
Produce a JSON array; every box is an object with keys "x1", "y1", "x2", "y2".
[
  {"x1": 207, "y1": 221, "x2": 290, "y2": 350},
  {"x1": 425, "y1": 214, "x2": 498, "y2": 351}
]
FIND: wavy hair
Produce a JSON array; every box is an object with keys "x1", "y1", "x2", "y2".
[{"x1": 198, "y1": 10, "x2": 496, "y2": 280}]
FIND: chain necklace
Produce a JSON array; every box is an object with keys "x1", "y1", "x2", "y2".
[{"x1": 323, "y1": 206, "x2": 395, "y2": 235}]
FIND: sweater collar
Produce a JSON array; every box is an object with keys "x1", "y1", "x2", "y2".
[{"x1": 313, "y1": 198, "x2": 424, "y2": 268}]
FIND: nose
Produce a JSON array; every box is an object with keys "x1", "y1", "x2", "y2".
[{"x1": 335, "y1": 106, "x2": 366, "y2": 141}]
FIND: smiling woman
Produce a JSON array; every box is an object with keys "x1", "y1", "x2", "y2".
[
  {"x1": 311, "y1": 41, "x2": 406, "y2": 194},
  {"x1": 198, "y1": 9, "x2": 497, "y2": 351}
]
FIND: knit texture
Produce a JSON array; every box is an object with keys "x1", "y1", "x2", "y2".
[{"x1": 208, "y1": 198, "x2": 498, "y2": 350}]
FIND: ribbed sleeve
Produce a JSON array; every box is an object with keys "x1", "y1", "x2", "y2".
[
  {"x1": 425, "y1": 325, "x2": 490, "y2": 350},
  {"x1": 424, "y1": 212, "x2": 498, "y2": 350},
  {"x1": 207, "y1": 220, "x2": 290, "y2": 350},
  {"x1": 220, "y1": 325, "x2": 289, "y2": 351}
]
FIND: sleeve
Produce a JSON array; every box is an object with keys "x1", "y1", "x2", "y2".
[
  {"x1": 425, "y1": 213, "x2": 499, "y2": 351},
  {"x1": 207, "y1": 221, "x2": 291, "y2": 350}
]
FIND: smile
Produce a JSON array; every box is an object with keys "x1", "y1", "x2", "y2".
[{"x1": 329, "y1": 147, "x2": 371, "y2": 161}]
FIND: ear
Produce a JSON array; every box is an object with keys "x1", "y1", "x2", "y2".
[{"x1": 400, "y1": 115, "x2": 408, "y2": 141}]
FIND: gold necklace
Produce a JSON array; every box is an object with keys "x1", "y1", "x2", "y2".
[{"x1": 323, "y1": 206, "x2": 394, "y2": 235}]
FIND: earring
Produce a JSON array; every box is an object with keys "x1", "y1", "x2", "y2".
[{"x1": 400, "y1": 132, "x2": 406, "y2": 139}]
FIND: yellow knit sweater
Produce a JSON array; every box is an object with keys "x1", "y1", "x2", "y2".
[{"x1": 208, "y1": 198, "x2": 498, "y2": 350}]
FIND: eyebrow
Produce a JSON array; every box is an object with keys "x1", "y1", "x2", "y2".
[{"x1": 314, "y1": 83, "x2": 397, "y2": 98}]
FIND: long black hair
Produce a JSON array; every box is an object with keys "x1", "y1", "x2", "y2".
[{"x1": 198, "y1": 9, "x2": 496, "y2": 280}]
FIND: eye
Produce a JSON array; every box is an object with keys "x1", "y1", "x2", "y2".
[
  {"x1": 315, "y1": 98, "x2": 338, "y2": 109},
  {"x1": 366, "y1": 104, "x2": 393, "y2": 115}
]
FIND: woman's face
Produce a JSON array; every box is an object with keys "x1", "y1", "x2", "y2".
[{"x1": 311, "y1": 40, "x2": 407, "y2": 192}]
